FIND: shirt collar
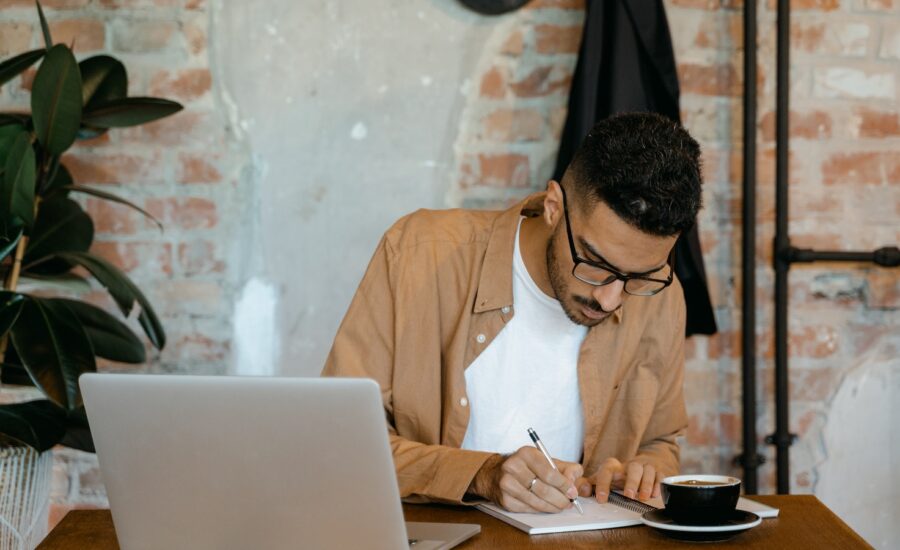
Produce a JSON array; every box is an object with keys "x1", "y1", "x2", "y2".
[{"x1": 473, "y1": 192, "x2": 623, "y2": 324}]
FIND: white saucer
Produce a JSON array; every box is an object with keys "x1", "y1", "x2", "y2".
[{"x1": 641, "y1": 509, "x2": 761, "y2": 542}]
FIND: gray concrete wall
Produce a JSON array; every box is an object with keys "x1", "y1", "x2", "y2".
[{"x1": 215, "y1": 1, "x2": 499, "y2": 376}]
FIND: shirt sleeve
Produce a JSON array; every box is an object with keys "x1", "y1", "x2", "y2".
[
  {"x1": 631, "y1": 284, "x2": 689, "y2": 477},
  {"x1": 321, "y1": 232, "x2": 497, "y2": 505}
]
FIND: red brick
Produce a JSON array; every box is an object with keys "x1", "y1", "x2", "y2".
[
  {"x1": 150, "y1": 68, "x2": 212, "y2": 102},
  {"x1": 185, "y1": 0, "x2": 207, "y2": 9},
  {"x1": 167, "y1": 333, "x2": 229, "y2": 362},
  {"x1": 686, "y1": 412, "x2": 718, "y2": 445},
  {"x1": 670, "y1": 0, "x2": 744, "y2": 8},
  {"x1": 177, "y1": 153, "x2": 221, "y2": 184},
  {"x1": 154, "y1": 280, "x2": 222, "y2": 316},
  {"x1": 117, "y1": 111, "x2": 216, "y2": 148},
  {"x1": 858, "y1": 0, "x2": 895, "y2": 9},
  {"x1": 822, "y1": 151, "x2": 895, "y2": 185},
  {"x1": 789, "y1": 325, "x2": 839, "y2": 358},
  {"x1": 184, "y1": 19, "x2": 207, "y2": 55},
  {"x1": 766, "y1": 0, "x2": 841, "y2": 9},
  {"x1": 866, "y1": 270, "x2": 900, "y2": 308},
  {"x1": 479, "y1": 66, "x2": 506, "y2": 99},
  {"x1": 790, "y1": 367, "x2": 840, "y2": 401},
  {"x1": 97, "y1": 0, "x2": 179, "y2": 7},
  {"x1": 5, "y1": 0, "x2": 90, "y2": 7},
  {"x1": 500, "y1": 30, "x2": 523, "y2": 56},
  {"x1": 0, "y1": 22, "x2": 33, "y2": 57},
  {"x1": 481, "y1": 109, "x2": 544, "y2": 142},
  {"x1": 62, "y1": 152, "x2": 160, "y2": 185},
  {"x1": 707, "y1": 330, "x2": 740, "y2": 359},
  {"x1": 178, "y1": 240, "x2": 223, "y2": 275},
  {"x1": 145, "y1": 197, "x2": 217, "y2": 230},
  {"x1": 85, "y1": 197, "x2": 142, "y2": 234},
  {"x1": 853, "y1": 108, "x2": 900, "y2": 138},
  {"x1": 71, "y1": 132, "x2": 112, "y2": 149},
  {"x1": 678, "y1": 62, "x2": 742, "y2": 97},
  {"x1": 693, "y1": 12, "x2": 743, "y2": 50},
  {"x1": 91, "y1": 241, "x2": 173, "y2": 277},
  {"x1": 534, "y1": 25, "x2": 582, "y2": 54},
  {"x1": 509, "y1": 65, "x2": 572, "y2": 98},
  {"x1": 111, "y1": 20, "x2": 178, "y2": 53},
  {"x1": 759, "y1": 110, "x2": 832, "y2": 141},
  {"x1": 48, "y1": 19, "x2": 105, "y2": 52},
  {"x1": 478, "y1": 153, "x2": 530, "y2": 188},
  {"x1": 719, "y1": 412, "x2": 741, "y2": 444}
]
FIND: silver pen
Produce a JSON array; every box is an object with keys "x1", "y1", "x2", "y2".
[{"x1": 527, "y1": 427, "x2": 584, "y2": 515}]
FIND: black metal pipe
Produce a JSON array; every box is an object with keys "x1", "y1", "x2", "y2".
[
  {"x1": 738, "y1": 0, "x2": 760, "y2": 495},
  {"x1": 772, "y1": 0, "x2": 794, "y2": 495},
  {"x1": 789, "y1": 246, "x2": 900, "y2": 266}
]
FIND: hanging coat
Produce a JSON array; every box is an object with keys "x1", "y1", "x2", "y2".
[{"x1": 553, "y1": 0, "x2": 718, "y2": 336}]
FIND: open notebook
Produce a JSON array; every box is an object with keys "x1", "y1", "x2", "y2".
[{"x1": 477, "y1": 491, "x2": 779, "y2": 535}]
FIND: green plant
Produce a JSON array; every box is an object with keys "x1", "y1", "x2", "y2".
[{"x1": 0, "y1": 1, "x2": 182, "y2": 452}]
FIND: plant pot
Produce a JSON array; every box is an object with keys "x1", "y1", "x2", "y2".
[{"x1": 0, "y1": 447, "x2": 53, "y2": 550}]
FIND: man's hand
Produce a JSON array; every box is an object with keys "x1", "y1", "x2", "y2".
[
  {"x1": 590, "y1": 457, "x2": 662, "y2": 503},
  {"x1": 468, "y1": 447, "x2": 583, "y2": 513}
]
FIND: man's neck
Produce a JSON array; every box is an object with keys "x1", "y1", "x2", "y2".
[{"x1": 519, "y1": 216, "x2": 556, "y2": 300}]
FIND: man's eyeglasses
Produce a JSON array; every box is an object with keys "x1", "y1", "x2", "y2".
[{"x1": 559, "y1": 185, "x2": 674, "y2": 297}]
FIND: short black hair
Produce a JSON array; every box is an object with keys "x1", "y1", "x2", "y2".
[{"x1": 562, "y1": 112, "x2": 702, "y2": 236}]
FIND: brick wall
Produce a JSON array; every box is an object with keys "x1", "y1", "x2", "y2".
[
  {"x1": 0, "y1": 0, "x2": 250, "y2": 526},
  {"x1": 1, "y1": 0, "x2": 897, "y2": 530},
  {"x1": 445, "y1": 0, "x2": 900, "y2": 495}
]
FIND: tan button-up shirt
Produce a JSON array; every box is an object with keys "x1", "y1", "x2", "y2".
[{"x1": 322, "y1": 193, "x2": 688, "y2": 505}]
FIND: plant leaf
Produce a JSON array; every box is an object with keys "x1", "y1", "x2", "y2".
[
  {"x1": 61, "y1": 185, "x2": 162, "y2": 230},
  {"x1": 0, "y1": 49, "x2": 46, "y2": 88},
  {"x1": 23, "y1": 197, "x2": 93, "y2": 275},
  {"x1": 79, "y1": 55, "x2": 127, "y2": 110},
  {"x1": 0, "y1": 400, "x2": 67, "y2": 452},
  {"x1": 53, "y1": 251, "x2": 165, "y2": 350},
  {"x1": 81, "y1": 97, "x2": 182, "y2": 128},
  {"x1": 0, "y1": 122, "x2": 25, "y2": 168},
  {"x1": 0, "y1": 291, "x2": 25, "y2": 339},
  {"x1": 2, "y1": 130, "x2": 36, "y2": 231},
  {"x1": 60, "y1": 406, "x2": 93, "y2": 452},
  {"x1": 9, "y1": 296, "x2": 96, "y2": 410},
  {"x1": 42, "y1": 161, "x2": 72, "y2": 197},
  {"x1": 36, "y1": 1, "x2": 53, "y2": 51},
  {"x1": 31, "y1": 44, "x2": 83, "y2": 155},
  {"x1": 0, "y1": 228, "x2": 24, "y2": 263},
  {"x1": 49, "y1": 298, "x2": 146, "y2": 363}
]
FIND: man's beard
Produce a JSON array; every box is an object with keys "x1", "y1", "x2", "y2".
[{"x1": 546, "y1": 229, "x2": 612, "y2": 327}]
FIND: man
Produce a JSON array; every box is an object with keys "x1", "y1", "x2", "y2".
[{"x1": 322, "y1": 112, "x2": 701, "y2": 514}]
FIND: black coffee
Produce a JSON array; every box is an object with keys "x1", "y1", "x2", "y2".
[{"x1": 672, "y1": 480, "x2": 726, "y2": 486}]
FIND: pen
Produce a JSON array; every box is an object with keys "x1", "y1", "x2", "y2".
[{"x1": 527, "y1": 427, "x2": 584, "y2": 515}]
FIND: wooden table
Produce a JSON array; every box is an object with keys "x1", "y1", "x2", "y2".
[{"x1": 38, "y1": 495, "x2": 872, "y2": 549}]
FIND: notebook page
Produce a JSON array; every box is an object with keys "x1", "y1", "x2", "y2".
[{"x1": 476, "y1": 498, "x2": 642, "y2": 535}]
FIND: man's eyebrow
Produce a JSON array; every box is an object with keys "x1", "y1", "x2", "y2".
[{"x1": 578, "y1": 237, "x2": 667, "y2": 276}]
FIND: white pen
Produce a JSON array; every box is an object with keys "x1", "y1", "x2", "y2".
[{"x1": 527, "y1": 427, "x2": 584, "y2": 515}]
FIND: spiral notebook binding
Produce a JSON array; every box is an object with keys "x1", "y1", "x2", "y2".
[{"x1": 608, "y1": 491, "x2": 656, "y2": 514}]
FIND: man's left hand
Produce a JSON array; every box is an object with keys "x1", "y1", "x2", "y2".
[{"x1": 589, "y1": 457, "x2": 661, "y2": 503}]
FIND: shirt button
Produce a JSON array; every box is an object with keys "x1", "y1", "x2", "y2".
[
  {"x1": 501, "y1": 306, "x2": 510, "y2": 314},
  {"x1": 475, "y1": 334, "x2": 486, "y2": 343},
  {"x1": 460, "y1": 397, "x2": 468, "y2": 407}
]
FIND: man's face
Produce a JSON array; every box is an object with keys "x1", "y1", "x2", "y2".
[{"x1": 545, "y1": 187, "x2": 678, "y2": 327}]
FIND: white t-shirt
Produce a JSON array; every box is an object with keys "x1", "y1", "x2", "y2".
[{"x1": 460, "y1": 218, "x2": 587, "y2": 462}]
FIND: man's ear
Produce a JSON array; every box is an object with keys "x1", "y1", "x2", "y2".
[{"x1": 543, "y1": 180, "x2": 564, "y2": 227}]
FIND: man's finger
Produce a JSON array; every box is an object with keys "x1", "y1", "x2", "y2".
[
  {"x1": 575, "y1": 476, "x2": 592, "y2": 497},
  {"x1": 637, "y1": 464, "x2": 655, "y2": 500},
  {"x1": 500, "y1": 473, "x2": 566, "y2": 513},
  {"x1": 621, "y1": 461, "x2": 645, "y2": 499},
  {"x1": 592, "y1": 458, "x2": 623, "y2": 503},
  {"x1": 522, "y1": 450, "x2": 572, "y2": 494},
  {"x1": 557, "y1": 460, "x2": 584, "y2": 484}
]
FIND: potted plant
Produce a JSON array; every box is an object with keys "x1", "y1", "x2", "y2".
[{"x1": 0, "y1": 2, "x2": 182, "y2": 545}]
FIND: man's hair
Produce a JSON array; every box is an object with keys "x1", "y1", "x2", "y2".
[{"x1": 563, "y1": 112, "x2": 703, "y2": 236}]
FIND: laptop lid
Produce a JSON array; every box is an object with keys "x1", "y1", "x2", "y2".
[{"x1": 81, "y1": 374, "x2": 413, "y2": 550}]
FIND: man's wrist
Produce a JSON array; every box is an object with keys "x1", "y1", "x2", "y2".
[{"x1": 466, "y1": 453, "x2": 504, "y2": 501}]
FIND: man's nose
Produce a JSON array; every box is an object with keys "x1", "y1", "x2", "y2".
[{"x1": 592, "y1": 280, "x2": 625, "y2": 312}]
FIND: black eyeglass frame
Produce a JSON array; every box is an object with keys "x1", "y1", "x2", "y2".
[{"x1": 558, "y1": 185, "x2": 675, "y2": 297}]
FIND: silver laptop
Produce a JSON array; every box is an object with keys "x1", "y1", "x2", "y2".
[{"x1": 80, "y1": 374, "x2": 480, "y2": 550}]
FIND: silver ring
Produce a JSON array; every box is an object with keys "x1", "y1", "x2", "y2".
[{"x1": 528, "y1": 476, "x2": 538, "y2": 492}]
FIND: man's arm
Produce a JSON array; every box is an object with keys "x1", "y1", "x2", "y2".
[{"x1": 321, "y1": 233, "x2": 497, "y2": 505}]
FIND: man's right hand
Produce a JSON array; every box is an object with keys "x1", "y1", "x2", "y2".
[{"x1": 467, "y1": 446, "x2": 585, "y2": 513}]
